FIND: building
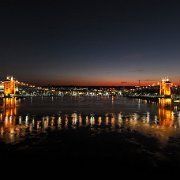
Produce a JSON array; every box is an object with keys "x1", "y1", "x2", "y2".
[
  {"x1": 4, "y1": 76, "x2": 16, "y2": 97},
  {"x1": 160, "y1": 78, "x2": 172, "y2": 97}
]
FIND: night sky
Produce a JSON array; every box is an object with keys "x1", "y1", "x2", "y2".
[{"x1": 0, "y1": 0, "x2": 180, "y2": 86}]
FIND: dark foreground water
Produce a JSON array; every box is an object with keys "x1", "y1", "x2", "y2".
[{"x1": 0, "y1": 96, "x2": 180, "y2": 170}]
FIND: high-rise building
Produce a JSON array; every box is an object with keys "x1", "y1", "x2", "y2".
[{"x1": 160, "y1": 78, "x2": 172, "y2": 97}]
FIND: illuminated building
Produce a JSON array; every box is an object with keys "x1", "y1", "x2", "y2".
[
  {"x1": 160, "y1": 78, "x2": 172, "y2": 97},
  {"x1": 4, "y1": 76, "x2": 16, "y2": 97}
]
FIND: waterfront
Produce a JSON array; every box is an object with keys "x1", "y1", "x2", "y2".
[{"x1": 0, "y1": 96, "x2": 180, "y2": 169}]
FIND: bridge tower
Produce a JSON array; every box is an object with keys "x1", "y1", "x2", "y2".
[
  {"x1": 4, "y1": 76, "x2": 16, "y2": 97},
  {"x1": 160, "y1": 78, "x2": 172, "y2": 97}
]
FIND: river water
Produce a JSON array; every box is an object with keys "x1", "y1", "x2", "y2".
[{"x1": 0, "y1": 96, "x2": 180, "y2": 167}]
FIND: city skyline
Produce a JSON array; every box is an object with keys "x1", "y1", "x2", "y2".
[
  {"x1": 0, "y1": 0, "x2": 180, "y2": 86},
  {"x1": 0, "y1": 75, "x2": 177, "y2": 87}
]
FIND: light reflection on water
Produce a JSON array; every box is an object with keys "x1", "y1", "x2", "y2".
[{"x1": 0, "y1": 97, "x2": 179, "y2": 144}]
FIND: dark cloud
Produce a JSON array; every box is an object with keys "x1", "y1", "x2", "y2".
[
  {"x1": 130, "y1": 69, "x2": 144, "y2": 73},
  {"x1": 143, "y1": 79, "x2": 156, "y2": 82},
  {"x1": 136, "y1": 69, "x2": 144, "y2": 73}
]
